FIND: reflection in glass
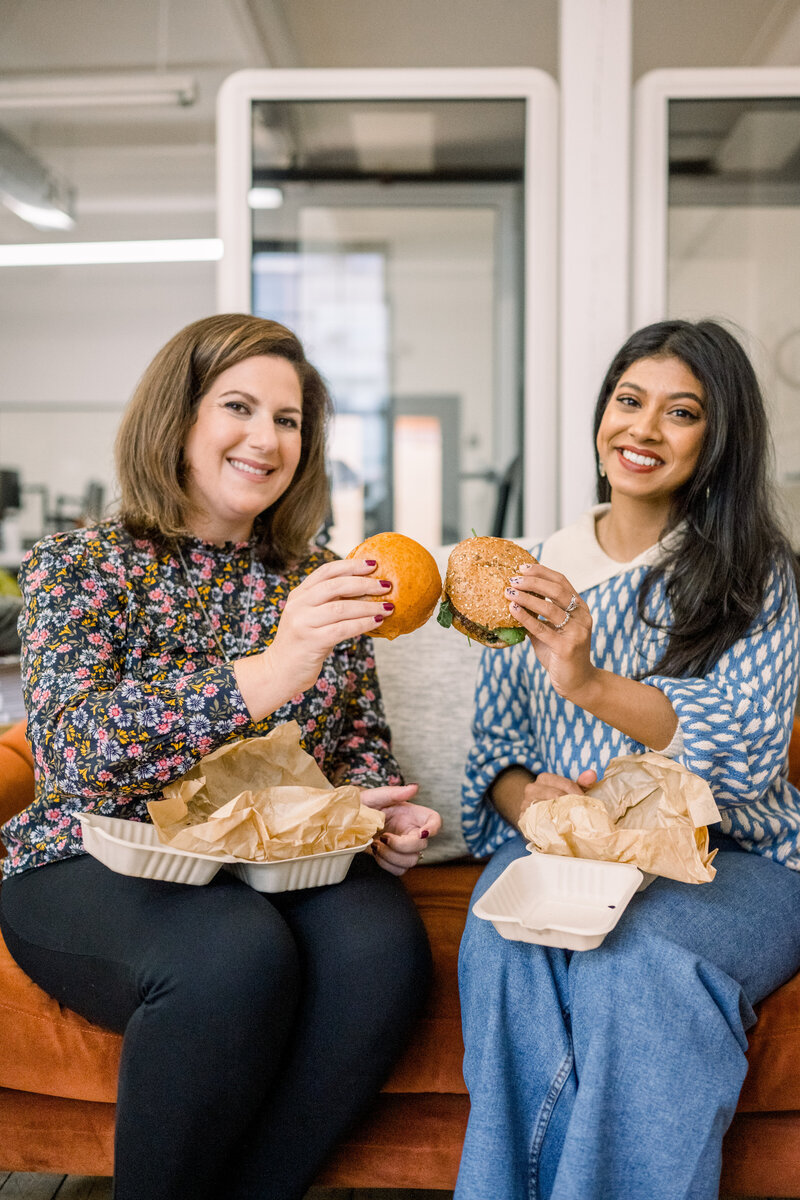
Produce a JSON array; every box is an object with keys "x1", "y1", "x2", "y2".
[
  {"x1": 667, "y1": 96, "x2": 800, "y2": 545},
  {"x1": 249, "y1": 98, "x2": 525, "y2": 554}
]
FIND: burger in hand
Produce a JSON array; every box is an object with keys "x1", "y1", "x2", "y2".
[
  {"x1": 347, "y1": 532, "x2": 442, "y2": 640},
  {"x1": 438, "y1": 536, "x2": 537, "y2": 648}
]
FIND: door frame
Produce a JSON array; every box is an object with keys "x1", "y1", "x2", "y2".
[
  {"x1": 633, "y1": 66, "x2": 800, "y2": 328},
  {"x1": 216, "y1": 67, "x2": 559, "y2": 539}
]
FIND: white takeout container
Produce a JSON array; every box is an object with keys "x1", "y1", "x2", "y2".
[
  {"x1": 226, "y1": 843, "x2": 372, "y2": 893},
  {"x1": 472, "y1": 851, "x2": 643, "y2": 950},
  {"x1": 79, "y1": 812, "x2": 369, "y2": 892}
]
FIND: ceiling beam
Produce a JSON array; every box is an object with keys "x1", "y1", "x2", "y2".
[{"x1": 225, "y1": 0, "x2": 300, "y2": 68}]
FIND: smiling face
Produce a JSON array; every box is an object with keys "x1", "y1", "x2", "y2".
[
  {"x1": 182, "y1": 354, "x2": 304, "y2": 544},
  {"x1": 596, "y1": 355, "x2": 707, "y2": 511}
]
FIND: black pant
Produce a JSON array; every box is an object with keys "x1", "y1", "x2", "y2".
[{"x1": 0, "y1": 852, "x2": 431, "y2": 1200}]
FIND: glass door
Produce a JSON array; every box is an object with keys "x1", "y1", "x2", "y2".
[
  {"x1": 634, "y1": 68, "x2": 800, "y2": 546},
  {"x1": 218, "y1": 69, "x2": 558, "y2": 551}
]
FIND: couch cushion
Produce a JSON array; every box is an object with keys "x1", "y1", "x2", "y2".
[
  {"x1": 383, "y1": 862, "x2": 477, "y2": 1094},
  {"x1": 0, "y1": 859, "x2": 798, "y2": 1116},
  {"x1": 0, "y1": 722, "x2": 34, "y2": 840},
  {"x1": 0, "y1": 929, "x2": 121, "y2": 1103},
  {"x1": 739, "y1": 970, "x2": 800, "y2": 1112},
  {"x1": 373, "y1": 561, "x2": 482, "y2": 863}
]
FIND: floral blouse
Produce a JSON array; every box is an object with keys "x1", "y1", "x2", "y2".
[{"x1": 2, "y1": 521, "x2": 401, "y2": 878}]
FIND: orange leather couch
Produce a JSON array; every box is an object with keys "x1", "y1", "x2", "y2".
[{"x1": 0, "y1": 718, "x2": 799, "y2": 1195}]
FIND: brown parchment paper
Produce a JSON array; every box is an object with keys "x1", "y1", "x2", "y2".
[
  {"x1": 518, "y1": 752, "x2": 721, "y2": 884},
  {"x1": 147, "y1": 721, "x2": 384, "y2": 861}
]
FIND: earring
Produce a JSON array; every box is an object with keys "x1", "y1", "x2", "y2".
[{"x1": 598, "y1": 461, "x2": 606, "y2": 478}]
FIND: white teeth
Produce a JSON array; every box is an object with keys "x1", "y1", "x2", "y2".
[
  {"x1": 230, "y1": 459, "x2": 270, "y2": 477},
  {"x1": 621, "y1": 449, "x2": 659, "y2": 467}
]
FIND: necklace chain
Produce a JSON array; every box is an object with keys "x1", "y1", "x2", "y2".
[{"x1": 176, "y1": 546, "x2": 255, "y2": 663}]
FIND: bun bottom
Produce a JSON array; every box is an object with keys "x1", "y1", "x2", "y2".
[{"x1": 451, "y1": 614, "x2": 508, "y2": 649}]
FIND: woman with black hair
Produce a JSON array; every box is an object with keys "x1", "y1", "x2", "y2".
[{"x1": 455, "y1": 320, "x2": 800, "y2": 1200}]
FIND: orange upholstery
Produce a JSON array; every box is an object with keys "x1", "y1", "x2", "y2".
[
  {"x1": 0, "y1": 719, "x2": 800, "y2": 1193},
  {"x1": 0, "y1": 722, "x2": 34, "y2": 839}
]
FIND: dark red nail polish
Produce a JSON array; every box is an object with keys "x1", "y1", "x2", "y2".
[
  {"x1": 380, "y1": 579, "x2": 392, "y2": 589},
  {"x1": 421, "y1": 829, "x2": 430, "y2": 839},
  {"x1": 365, "y1": 559, "x2": 377, "y2": 566},
  {"x1": 374, "y1": 614, "x2": 384, "y2": 623},
  {"x1": 383, "y1": 602, "x2": 394, "y2": 611}
]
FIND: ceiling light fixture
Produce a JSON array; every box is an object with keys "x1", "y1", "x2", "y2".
[
  {"x1": 0, "y1": 73, "x2": 197, "y2": 110},
  {"x1": 247, "y1": 186, "x2": 284, "y2": 209},
  {"x1": 0, "y1": 238, "x2": 223, "y2": 267},
  {"x1": 0, "y1": 128, "x2": 75, "y2": 230}
]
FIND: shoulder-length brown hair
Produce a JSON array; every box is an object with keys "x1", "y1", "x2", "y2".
[{"x1": 115, "y1": 313, "x2": 332, "y2": 569}]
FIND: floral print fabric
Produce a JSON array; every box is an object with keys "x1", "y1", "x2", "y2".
[{"x1": 2, "y1": 521, "x2": 400, "y2": 878}]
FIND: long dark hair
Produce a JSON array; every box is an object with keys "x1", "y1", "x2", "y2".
[
  {"x1": 116, "y1": 314, "x2": 332, "y2": 569},
  {"x1": 592, "y1": 319, "x2": 799, "y2": 678}
]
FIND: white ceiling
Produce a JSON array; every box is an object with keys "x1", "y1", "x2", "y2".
[{"x1": 0, "y1": 0, "x2": 799, "y2": 243}]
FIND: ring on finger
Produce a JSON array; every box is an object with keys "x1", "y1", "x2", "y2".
[
  {"x1": 565, "y1": 593, "x2": 579, "y2": 613},
  {"x1": 553, "y1": 611, "x2": 572, "y2": 631}
]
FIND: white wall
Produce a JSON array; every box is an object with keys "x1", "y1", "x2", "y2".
[{"x1": 0, "y1": 261, "x2": 216, "y2": 542}]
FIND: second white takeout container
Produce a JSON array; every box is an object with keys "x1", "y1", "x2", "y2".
[
  {"x1": 79, "y1": 812, "x2": 369, "y2": 892},
  {"x1": 472, "y1": 850, "x2": 643, "y2": 951}
]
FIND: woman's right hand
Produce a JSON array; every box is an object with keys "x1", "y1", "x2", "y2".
[
  {"x1": 234, "y1": 558, "x2": 392, "y2": 720},
  {"x1": 521, "y1": 769, "x2": 597, "y2": 808},
  {"x1": 492, "y1": 767, "x2": 597, "y2": 828}
]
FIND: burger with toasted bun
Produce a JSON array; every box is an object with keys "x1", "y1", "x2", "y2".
[
  {"x1": 346, "y1": 532, "x2": 442, "y2": 640},
  {"x1": 438, "y1": 536, "x2": 537, "y2": 648}
]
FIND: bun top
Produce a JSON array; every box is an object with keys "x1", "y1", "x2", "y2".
[
  {"x1": 346, "y1": 532, "x2": 442, "y2": 640},
  {"x1": 444, "y1": 536, "x2": 537, "y2": 630}
]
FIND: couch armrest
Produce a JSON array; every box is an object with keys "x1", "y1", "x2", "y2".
[{"x1": 0, "y1": 721, "x2": 34, "y2": 838}]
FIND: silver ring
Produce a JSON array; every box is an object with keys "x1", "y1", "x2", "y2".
[
  {"x1": 566, "y1": 593, "x2": 579, "y2": 613},
  {"x1": 553, "y1": 612, "x2": 571, "y2": 631},
  {"x1": 418, "y1": 851, "x2": 425, "y2": 863}
]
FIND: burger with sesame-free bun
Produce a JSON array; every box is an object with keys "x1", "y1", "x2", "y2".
[
  {"x1": 346, "y1": 532, "x2": 442, "y2": 640},
  {"x1": 438, "y1": 536, "x2": 538, "y2": 648}
]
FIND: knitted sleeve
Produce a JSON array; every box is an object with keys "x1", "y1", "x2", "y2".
[
  {"x1": 461, "y1": 642, "x2": 545, "y2": 857},
  {"x1": 642, "y1": 564, "x2": 800, "y2": 809}
]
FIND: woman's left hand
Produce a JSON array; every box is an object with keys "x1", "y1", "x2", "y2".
[
  {"x1": 505, "y1": 564, "x2": 597, "y2": 701},
  {"x1": 360, "y1": 783, "x2": 442, "y2": 876}
]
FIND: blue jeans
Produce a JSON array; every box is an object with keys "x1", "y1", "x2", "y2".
[{"x1": 455, "y1": 833, "x2": 800, "y2": 1200}]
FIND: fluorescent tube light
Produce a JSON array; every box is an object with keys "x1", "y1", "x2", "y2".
[
  {"x1": 0, "y1": 239, "x2": 224, "y2": 266},
  {"x1": 0, "y1": 128, "x2": 75, "y2": 230},
  {"x1": 247, "y1": 186, "x2": 284, "y2": 209},
  {"x1": 0, "y1": 73, "x2": 197, "y2": 110}
]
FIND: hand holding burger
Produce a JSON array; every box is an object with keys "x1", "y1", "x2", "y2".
[
  {"x1": 439, "y1": 536, "x2": 594, "y2": 698},
  {"x1": 347, "y1": 532, "x2": 442, "y2": 640},
  {"x1": 503, "y1": 560, "x2": 595, "y2": 701},
  {"x1": 438, "y1": 536, "x2": 538, "y2": 648}
]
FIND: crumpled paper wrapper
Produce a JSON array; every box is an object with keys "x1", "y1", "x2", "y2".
[
  {"x1": 147, "y1": 721, "x2": 384, "y2": 861},
  {"x1": 519, "y1": 752, "x2": 721, "y2": 884}
]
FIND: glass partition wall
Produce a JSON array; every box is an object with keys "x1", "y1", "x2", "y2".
[
  {"x1": 634, "y1": 69, "x2": 800, "y2": 548},
  {"x1": 218, "y1": 70, "x2": 558, "y2": 554}
]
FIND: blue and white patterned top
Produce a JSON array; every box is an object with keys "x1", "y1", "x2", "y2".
[{"x1": 462, "y1": 508, "x2": 800, "y2": 871}]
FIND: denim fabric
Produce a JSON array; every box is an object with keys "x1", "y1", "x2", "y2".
[{"x1": 456, "y1": 834, "x2": 800, "y2": 1200}]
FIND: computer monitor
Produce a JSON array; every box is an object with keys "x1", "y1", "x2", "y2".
[{"x1": 0, "y1": 469, "x2": 21, "y2": 519}]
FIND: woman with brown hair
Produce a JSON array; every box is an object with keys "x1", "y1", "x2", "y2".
[{"x1": 0, "y1": 313, "x2": 440, "y2": 1200}]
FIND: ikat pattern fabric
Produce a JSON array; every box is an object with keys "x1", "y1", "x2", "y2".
[
  {"x1": 462, "y1": 539, "x2": 800, "y2": 871},
  {"x1": 2, "y1": 522, "x2": 399, "y2": 878}
]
